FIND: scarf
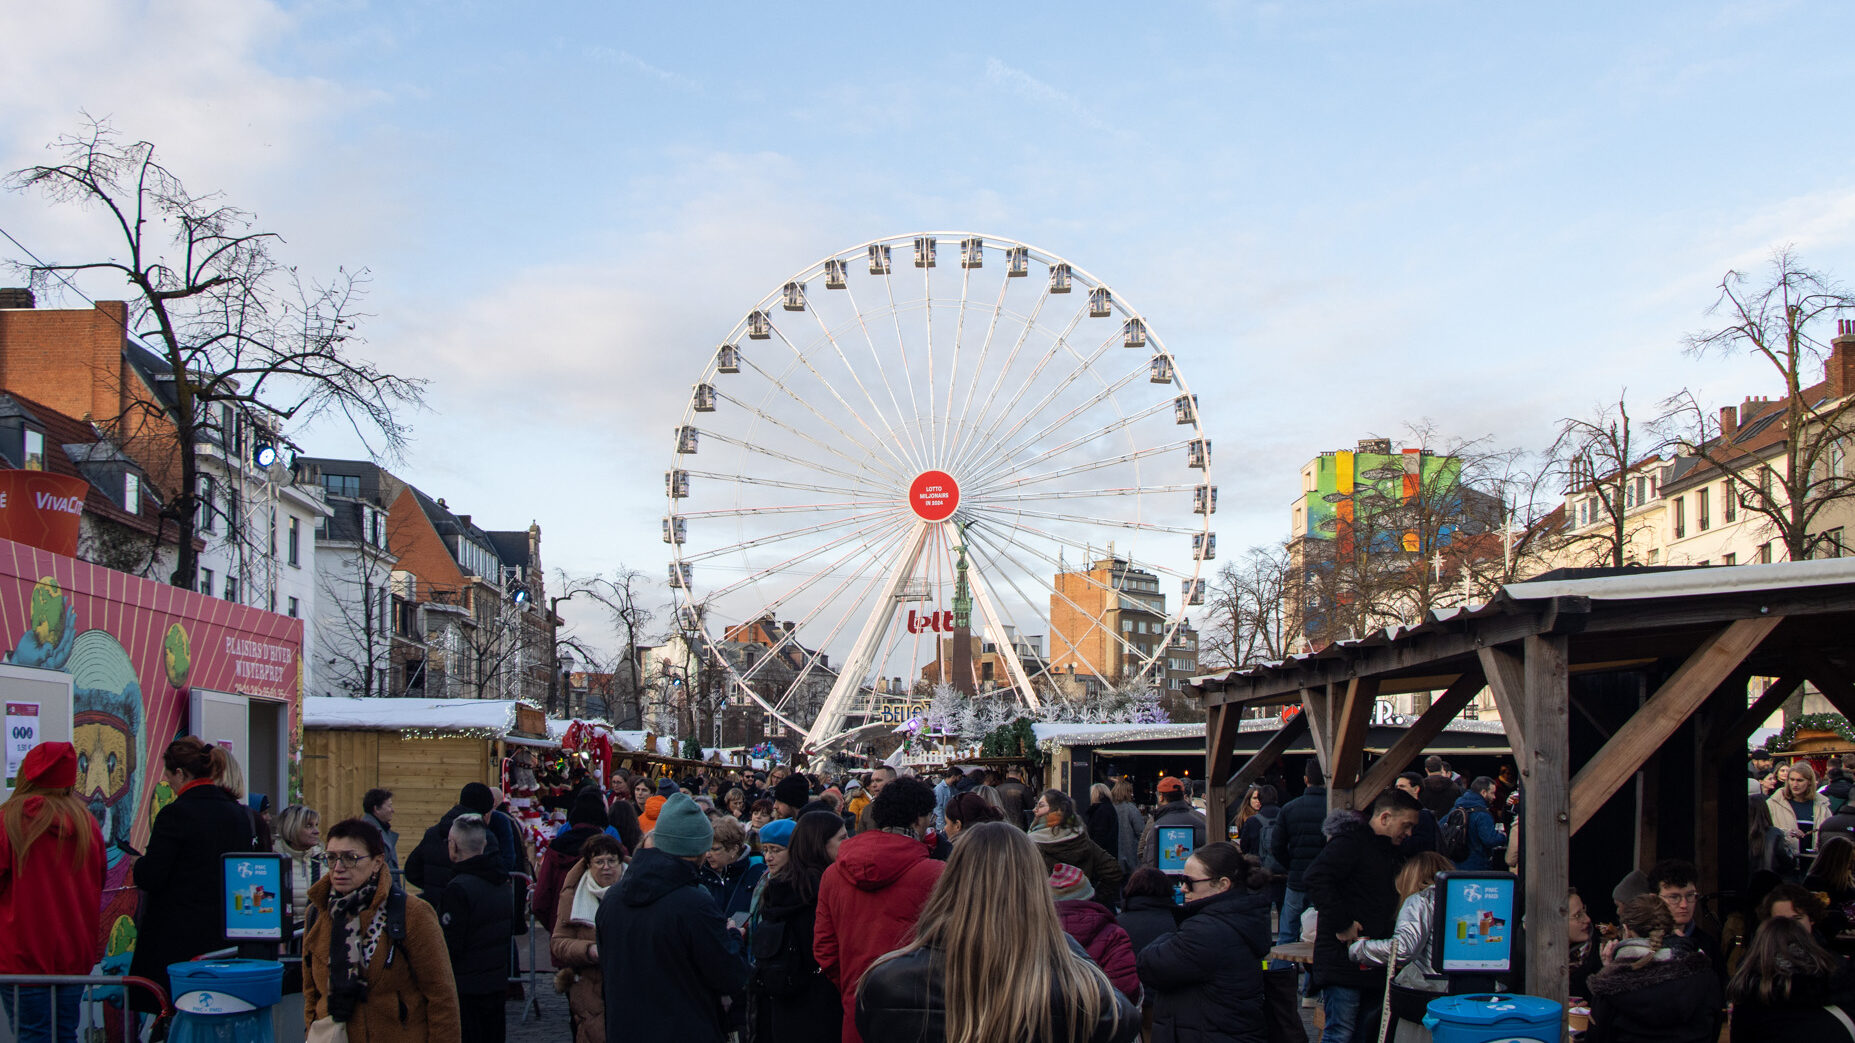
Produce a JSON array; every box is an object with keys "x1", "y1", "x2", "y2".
[
  {"x1": 1613, "y1": 939, "x2": 1673, "y2": 964},
  {"x1": 1029, "y1": 820, "x2": 1083, "y2": 845},
  {"x1": 327, "y1": 879, "x2": 387, "y2": 1006},
  {"x1": 568, "y1": 870, "x2": 612, "y2": 926}
]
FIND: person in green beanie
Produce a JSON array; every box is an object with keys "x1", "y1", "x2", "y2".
[{"x1": 596, "y1": 793, "x2": 749, "y2": 1043}]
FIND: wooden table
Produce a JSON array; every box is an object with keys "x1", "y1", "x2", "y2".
[{"x1": 1268, "y1": 941, "x2": 1315, "y2": 965}]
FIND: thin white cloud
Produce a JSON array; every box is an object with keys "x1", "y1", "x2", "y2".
[
  {"x1": 585, "y1": 45, "x2": 698, "y2": 90},
  {"x1": 984, "y1": 57, "x2": 1113, "y2": 134}
]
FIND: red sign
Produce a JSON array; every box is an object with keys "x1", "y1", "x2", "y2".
[
  {"x1": 908, "y1": 470, "x2": 960, "y2": 522},
  {"x1": 906, "y1": 609, "x2": 955, "y2": 634},
  {"x1": 0, "y1": 471, "x2": 89, "y2": 557}
]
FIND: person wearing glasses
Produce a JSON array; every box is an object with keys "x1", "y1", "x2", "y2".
[
  {"x1": 303, "y1": 817, "x2": 460, "y2": 1041},
  {"x1": 1133, "y1": 842, "x2": 1271, "y2": 1043},
  {"x1": 550, "y1": 833, "x2": 624, "y2": 1043},
  {"x1": 1647, "y1": 859, "x2": 1722, "y2": 977},
  {"x1": 1585, "y1": 894, "x2": 1722, "y2": 1043}
]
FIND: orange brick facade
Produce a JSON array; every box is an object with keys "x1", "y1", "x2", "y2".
[{"x1": 1048, "y1": 557, "x2": 1165, "y2": 683}]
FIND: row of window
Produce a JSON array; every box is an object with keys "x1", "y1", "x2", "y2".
[
  {"x1": 1671, "y1": 482, "x2": 1740, "y2": 538},
  {"x1": 194, "y1": 567, "x2": 299, "y2": 617}
]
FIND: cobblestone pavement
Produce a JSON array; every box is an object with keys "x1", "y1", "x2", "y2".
[{"x1": 506, "y1": 924, "x2": 570, "y2": 1043}]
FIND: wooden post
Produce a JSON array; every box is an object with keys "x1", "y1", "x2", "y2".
[
  {"x1": 1223, "y1": 709, "x2": 1311, "y2": 804},
  {"x1": 1711, "y1": 675, "x2": 1803, "y2": 751},
  {"x1": 1478, "y1": 644, "x2": 1533, "y2": 768},
  {"x1": 1328, "y1": 676, "x2": 1378, "y2": 810},
  {"x1": 1522, "y1": 632, "x2": 1571, "y2": 1007},
  {"x1": 1300, "y1": 687, "x2": 1335, "y2": 780},
  {"x1": 1351, "y1": 669, "x2": 1484, "y2": 810},
  {"x1": 1205, "y1": 703, "x2": 1241, "y2": 831},
  {"x1": 1569, "y1": 616, "x2": 1781, "y2": 832}
]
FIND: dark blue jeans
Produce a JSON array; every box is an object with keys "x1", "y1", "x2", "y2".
[{"x1": 0, "y1": 984, "x2": 84, "y2": 1043}]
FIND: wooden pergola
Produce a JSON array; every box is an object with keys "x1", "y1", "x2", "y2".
[{"x1": 1194, "y1": 559, "x2": 1855, "y2": 1005}]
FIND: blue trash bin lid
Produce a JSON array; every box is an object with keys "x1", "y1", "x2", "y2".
[
  {"x1": 167, "y1": 959, "x2": 285, "y2": 1008},
  {"x1": 1425, "y1": 994, "x2": 1562, "y2": 1024}
]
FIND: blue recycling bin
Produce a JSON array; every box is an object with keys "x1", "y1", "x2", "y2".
[
  {"x1": 1423, "y1": 993, "x2": 1562, "y2": 1043},
  {"x1": 167, "y1": 959, "x2": 283, "y2": 1043}
]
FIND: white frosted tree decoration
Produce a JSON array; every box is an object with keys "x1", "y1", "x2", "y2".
[{"x1": 923, "y1": 682, "x2": 960, "y2": 735}]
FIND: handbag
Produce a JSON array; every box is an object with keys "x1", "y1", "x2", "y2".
[{"x1": 307, "y1": 1016, "x2": 349, "y2": 1043}]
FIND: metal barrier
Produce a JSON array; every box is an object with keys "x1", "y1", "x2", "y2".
[
  {"x1": 0, "y1": 974, "x2": 169, "y2": 1043},
  {"x1": 511, "y1": 871, "x2": 542, "y2": 1023}
]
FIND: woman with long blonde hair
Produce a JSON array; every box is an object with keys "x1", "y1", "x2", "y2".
[
  {"x1": 0, "y1": 743, "x2": 104, "y2": 1043},
  {"x1": 856, "y1": 821, "x2": 1137, "y2": 1043}
]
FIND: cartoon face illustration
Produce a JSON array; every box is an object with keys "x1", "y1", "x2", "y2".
[
  {"x1": 75, "y1": 718, "x2": 132, "y2": 807},
  {"x1": 67, "y1": 631, "x2": 144, "y2": 863}
]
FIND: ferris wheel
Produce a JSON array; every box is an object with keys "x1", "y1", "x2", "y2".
[{"x1": 665, "y1": 233, "x2": 1215, "y2": 752}]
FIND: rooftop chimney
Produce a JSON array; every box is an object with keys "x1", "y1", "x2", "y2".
[
  {"x1": 1720, "y1": 404, "x2": 1738, "y2": 439},
  {"x1": 0, "y1": 288, "x2": 34, "y2": 309},
  {"x1": 1832, "y1": 321, "x2": 1855, "y2": 401}
]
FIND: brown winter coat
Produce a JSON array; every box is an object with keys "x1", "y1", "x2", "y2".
[
  {"x1": 303, "y1": 864, "x2": 461, "y2": 1043},
  {"x1": 549, "y1": 861, "x2": 607, "y2": 1043}
]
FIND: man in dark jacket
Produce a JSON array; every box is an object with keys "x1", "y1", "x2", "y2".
[
  {"x1": 1395, "y1": 773, "x2": 1439, "y2": 856},
  {"x1": 1139, "y1": 776, "x2": 1206, "y2": 868},
  {"x1": 405, "y1": 782, "x2": 502, "y2": 896},
  {"x1": 1448, "y1": 778, "x2": 1505, "y2": 871},
  {"x1": 598, "y1": 793, "x2": 750, "y2": 1043},
  {"x1": 1271, "y1": 759, "x2": 1329, "y2": 945},
  {"x1": 1418, "y1": 755, "x2": 1460, "y2": 819},
  {"x1": 1305, "y1": 790, "x2": 1419, "y2": 1043},
  {"x1": 997, "y1": 766, "x2": 1035, "y2": 830},
  {"x1": 438, "y1": 814, "x2": 513, "y2": 1043}
]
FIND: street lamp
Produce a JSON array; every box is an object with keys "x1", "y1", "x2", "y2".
[{"x1": 547, "y1": 589, "x2": 584, "y2": 718}]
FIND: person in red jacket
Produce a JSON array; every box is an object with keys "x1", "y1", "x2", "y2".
[
  {"x1": 814, "y1": 775, "x2": 943, "y2": 1043},
  {"x1": 1051, "y1": 862, "x2": 1143, "y2": 1005},
  {"x1": 0, "y1": 742, "x2": 105, "y2": 1043}
]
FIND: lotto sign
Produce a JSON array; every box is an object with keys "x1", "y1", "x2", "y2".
[
  {"x1": 908, "y1": 471, "x2": 960, "y2": 521},
  {"x1": 5, "y1": 702, "x2": 39, "y2": 784}
]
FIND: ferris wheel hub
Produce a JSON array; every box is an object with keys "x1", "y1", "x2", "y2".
[{"x1": 907, "y1": 470, "x2": 960, "y2": 522}]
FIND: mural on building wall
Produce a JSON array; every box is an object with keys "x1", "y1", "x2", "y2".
[
  {"x1": 0, "y1": 536, "x2": 302, "y2": 986},
  {"x1": 1301, "y1": 447, "x2": 1466, "y2": 553}
]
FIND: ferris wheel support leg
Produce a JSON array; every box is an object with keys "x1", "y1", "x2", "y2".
[
  {"x1": 802, "y1": 521, "x2": 930, "y2": 752},
  {"x1": 964, "y1": 557, "x2": 1043, "y2": 712}
]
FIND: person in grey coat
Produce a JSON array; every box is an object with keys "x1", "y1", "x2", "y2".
[
  {"x1": 363, "y1": 787, "x2": 401, "y2": 872},
  {"x1": 1111, "y1": 779, "x2": 1147, "y2": 874}
]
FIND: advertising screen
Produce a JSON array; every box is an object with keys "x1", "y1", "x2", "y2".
[
  {"x1": 223, "y1": 853, "x2": 287, "y2": 942},
  {"x1": 1431, "y1": 871, "x2": 1516, "y2": 974},
  {"x1": 1156, "y1": 825, "x2": 1195, "y2": 874}
]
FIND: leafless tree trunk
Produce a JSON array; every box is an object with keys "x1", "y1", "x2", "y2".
[
  {"x1": 1664, "y1": 247, "x2": 1855, "y2": 561},
  {"x1": 1203, "y1": 545, "x2": 1292, "y2": 669},
  {"x1": 1548, "y1": 393, "x2": 1667, "y2": 568},
  {"x1": 6, "y1": 117, "x2": 425, "y2": 589}
]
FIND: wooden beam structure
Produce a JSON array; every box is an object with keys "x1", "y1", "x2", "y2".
[
  {"x1": 1349, "y1": 669, "x2": 1484, "y2": 810},
  {"x1": 1222, "y1": 709, "x2": 1311, "y2": 804},
  {"x1": 1801, "y1": 655, "x2": 1855, "y2": 721},
  {"x1": 1568, "y1": 616, "x2": 1782, "y2": 833},
  {"x1": 1327, "y1": 676, "x2": 1379, "y2": 808},
  {"x1": 1710, "y1": 674, "x2": 1803, "y2": 752},
  {"x1": 1522, "y1": 633, "x2": 1571, "y2": 1004},
  {"x1": 1300, "y1": 687, "x2": 1334, "y2": 778},
  {"x1": 1205, "y1": 703, "x2": 1242, "y2": 830},
  {"x1": 1478, "y1": 644, "x2": 1532, "y2": 768}
]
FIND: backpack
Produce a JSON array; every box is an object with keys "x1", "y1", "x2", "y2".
[
  {"x1": 1255, "y1": 812, "x2": 1286, "y2": 874},
  {"x1": 1439, "y1": 808, "x2": 1472, "y2": 862},
  {"x1": 307, "y1": 884, "x2": 416, "y2": 980}
]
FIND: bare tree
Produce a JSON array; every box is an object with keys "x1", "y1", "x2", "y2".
[
  {"x1": 1546, "y1": 393, "x2": 1669, "y2": 568},
  {"x1": 314, "y1": 532, "x2": 396, "y2": 698},
  {"x1": 1202, "y1": 545, "x2": 1293, "y2": 669},
  {"x1": 7, "y1": 117, "x2": 425, "y2": 589},
  {"x1": 548, "y1": 567, "x2": 657, "y2": 725},
  {"x1": 1657, "y1": 249, "x2": 1855, "y2": 561}
]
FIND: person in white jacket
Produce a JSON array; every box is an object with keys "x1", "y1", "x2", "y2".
[
  {"x1": 1348, "y1": 851, "x2": 1455, "y2": 1043},
  {"x1": 1768, "y1": 761, "x2": 1833, "y2": 869}
]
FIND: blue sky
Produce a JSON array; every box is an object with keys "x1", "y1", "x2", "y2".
[{"x1": 6, "y1": 0, "x2": 1855, "y2": 649}]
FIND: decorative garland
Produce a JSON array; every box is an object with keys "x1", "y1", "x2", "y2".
[
  {"x1": 980, "y1": 717, "x2": 1044, "y2": 767},
  {"x1": 1771, "y1": 713, "x2": 1855, "y2": 752}
]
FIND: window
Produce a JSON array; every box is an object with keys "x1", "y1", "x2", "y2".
[
  {"x1": 321, "y1": 474, "x2": 361, "y2": 499},
  {"x1": 1122, "y1": 619, "x2": 1134, "y2": 632},
  {"x1": 123, "y1": 473, "x2": 140, "y2": 512},
  {"x1": 1759, "y1": 542, "x2": 1773, "y2": 564},
  {"x1": 1673, "y1": 495, "x2": 1686, "y2": 538},
  {"x1": 1646, "y1": 549, "x2": 1659, "y2": 564},
  {"x1": 1577, "y1": 500, "x2": 1589, "y2": 527},
  {"x1": 288, "y1": 517, "x2": 301, "y2": 566},
  {"x1": 199, "y1": 568, "x2": 215, "y2": 597},
  {"x1": 1723, "y1": 552, "x2": 1737, "y2": 565},
  {"x1": 1824, "y1": 529, "x2": 1847, "y2": 559},
  {"x1": 1723, "y1": 482, "x2": 1736, "y2": 523},
  {"x1": 1698, "y1": 487, "x2": 1710, "y2": 531},
  {"x1": 224, "y1": 576, "x2": 239, "y2": 603},
  {"x1": 22, "y1": 429, "x2": 43, "y2": 471},
  {"x1": 199, "y1": 477, "x2": 217, "y2": 533}
]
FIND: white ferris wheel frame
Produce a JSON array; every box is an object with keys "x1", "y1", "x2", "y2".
[{"x1": 665, "y1": 232, "x2": 1214, "y2": 754}]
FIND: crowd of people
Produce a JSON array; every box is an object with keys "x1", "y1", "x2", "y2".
[{"x1": 11, "y1": 738, "x2": 1855, "y2": 1042}]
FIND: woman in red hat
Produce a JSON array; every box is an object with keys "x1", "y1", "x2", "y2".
[{"x1": 0, "y1": 741, "x2": 106, "y2": 1043}]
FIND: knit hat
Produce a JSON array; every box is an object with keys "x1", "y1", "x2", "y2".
[
  {"x1": 757, "y1": 818, "x2": 797, "y2": 848},
  {"x1": 569, "y1": 788, "x2": 608, "y2": 828},
  {"x1": 655, "y1": 778, "x2": 679, "y2": 797},
  {"x1": 19, "y1": 742, "x2": 76, "y2": 789},
  {"x1": 1156, "y1": 776, "x2": 1184, "y2": 795},
  {"x1": 650, "y1": 793, "x2": 714, "y2": 858},
  {"x1": 773, "y1": 774, "x2": 810, "y2": 808},
  {"x1": 1048, "y1": 863, "x2": 1095, "y2": 902},
  {"x1": 460, "y1": 782, "x2": 495, "y2": 813}
]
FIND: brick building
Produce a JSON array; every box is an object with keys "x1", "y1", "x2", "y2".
[{"x1": 1048, "y1": 553, "x2": 1172, "y2": 693}]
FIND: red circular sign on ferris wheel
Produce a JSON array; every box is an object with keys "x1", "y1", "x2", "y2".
[{"x1": 908, "y1": 471, "x2": 960, "y2": 521}]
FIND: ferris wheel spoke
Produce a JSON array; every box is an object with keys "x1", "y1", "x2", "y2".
[
  {"x1": 681, "y1": 469, "x2": 886, "y2": 500},
  {"x1": 979, "y1": 439, "x2": 1193, "y2": 494},
  {"x1": 967, "y1": 524, "x2": 1171, "y2": 679},
  {"x1": 712, "y1": 387, "x2": 903, "y2": 484},
  {"x1": 961, "y1": 327, "x2": 1124, "y2": 485},
  {"x1": 735, "y1": 520, "x2": 915, "y2": 689},
  {"x1": 875, "y1": 268, "x2": 928, "y2": 452},
  {"x1": 944, "y1": 265, "x2": 1020, "y2": 468},
  {"x1": 698, "y1": 513, "x2": 911, "y2": 603},
  {"x1": 944, "y1": 282, "x2": 1053, "y2": 473},
  {"x1": 736, "y1": 354, "x2": 909, "y2": 485},
  {"x1": 764, "y1": 323, "x2": 918, "y2": 479},
  {"x1": 975, "y1": 511, "x2": 1201, "y2": 583},
  {"x1": 969, "y1": 484, "x2": 1200, "y2": 504},
  {"x1": 767, "y1": 531, "x2": 916, "y2": 713},
  {"x1": 698, "y1": 427, "x2": 890, "y2": 489},
  {"x1": 803, "y1": 309, "x2": 924, "y2": 474},
  {"x1": 969, "y1": 386, "x2": 1168, "y2": 493},
  {"x1": 963, "y1": 527, "x2": 1134, "y2": 693},
  {"x1": 970, "y1": 504, "x2": 1200, "y2": 537},
  {"x1": 977, "y1": 359, "x2": 1150, "y2": 476},
  {"x1": 680, "y1": 509, "x2": 899, "y2": 564},
  {"x1": 674, "y1": 499, "x2": 893, "y2": 520},
  {"x1": 840, "y1": 279, "x2": 929, "y2": 469},
  {"x1": 946, "y1": 300, "x2": 1093, "y2": 480}
]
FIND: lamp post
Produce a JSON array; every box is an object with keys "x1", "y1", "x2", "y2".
[{"x1": 547, "y1": 589, "x2": 584, "y2": 718}]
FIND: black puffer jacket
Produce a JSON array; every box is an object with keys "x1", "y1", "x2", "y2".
[
  {"x1": 404, "y1": 803, "x2": 502, "y2": 896},
  {"x1": 1117, "y1": 894, "x2": 1179, "y2": 955},
  {"x1": 856, "y1": 937, "x2": 1139, "y2": 1043},
  {"x1": 1303, "y1": 813, "x2": 1401, "y2": 991},
  {"x1": 751, "y1": 874, "x2": 842, "y2": 1043},
  {"x1": 1136, "y1": 888, "x2": 1272, "y2": 1043},
  {"x1": 597, "y1": 848, "x2": 750, "y2": 1043},
  {"x1": 1586, "y1": 939, "x2": 1722, "y2": 1043},
  {"x1": 1729, "y1": 961, "x2": 1855, "y2": 1041},
  {"x1": 1086, "y1": 800, "x2": 1121, "y2": 859},
  {"x1": 1269, "y1": 786, "x2": 1328, "y2": 890},
  {"x1": 438, "y1": 852, "x2": 514, "y2": 994},
  {"x1": 128, "y1": 782, "x2": 260, "y2": 1012}
]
